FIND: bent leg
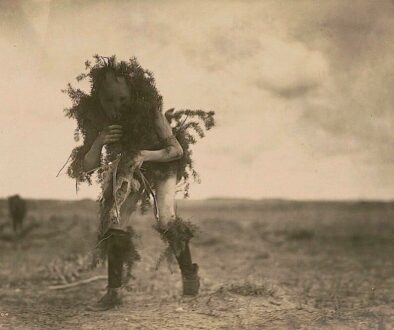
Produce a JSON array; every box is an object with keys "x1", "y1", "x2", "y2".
[
  {"x1": 156, "y1": 174, "x2": 192, "y2": 268},
  {"x1": 105, "y1": 193, "x2": 140, "y2": 293},
  {"x1": 155, "y1": 173, "x2": 200, "y2": 295},
  {"x1": 155, "y1": 172, "x2": 177, "y2": 221},
  {"x1": 107, "y1": 230, "x2": 124, "y2": 288}
]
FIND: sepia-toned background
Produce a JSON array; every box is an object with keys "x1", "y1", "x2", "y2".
[
  {"x1": 0, "y1": 1, "x2": 393, "y2": 329},
  {"x1": 1, "y1": 0, "x2": 393, "y2": 201}
]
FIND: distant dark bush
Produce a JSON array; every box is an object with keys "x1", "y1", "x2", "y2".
[{"x1": 286, "y1": 229, "x2": 315, "y2": 241}]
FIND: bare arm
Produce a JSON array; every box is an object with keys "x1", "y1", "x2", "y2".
[
  {"x1": 82, "y1": 138, "x2": 103, "y2": 172},
  {"x1": 140, "y1": 110, "x2": 183, "y2": 162},
  {"x1": 82, "y1": 125, "x2": 123, "y2": 172}
]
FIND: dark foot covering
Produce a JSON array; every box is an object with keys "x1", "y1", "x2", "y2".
[
  {"x1": 86, "y1": 288, "x2": 122, "y2": 311},
  {"x1": 182, "y1": 263, "x2": 200, "y2": 296}
]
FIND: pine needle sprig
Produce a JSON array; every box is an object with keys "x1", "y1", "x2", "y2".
[{"x1": 153, "y1": 217, "x2": 198, "y2": 270}]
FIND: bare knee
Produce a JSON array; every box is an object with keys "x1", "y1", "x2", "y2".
[
  {"x1": 156, "y1": 189, "x2": 176, "y2": 223},
  {"x1": 158, "y1": 207, "x2": 176, "y2": 224},
  {"x1": 155, "y1": 174, "x2": 178, "y2": 224}
]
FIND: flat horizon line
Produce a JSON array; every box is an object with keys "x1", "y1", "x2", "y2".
[{"x1": 0, "y1": 196, "x2": 393, "y2": 203}]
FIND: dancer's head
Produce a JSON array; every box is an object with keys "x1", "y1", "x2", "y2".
[
  {"x1": 64, "y1": 55, "x2": 163, "y2": 127},
  {"x1": 97, "y1": 71, "x2": 131, "y2": 121}
]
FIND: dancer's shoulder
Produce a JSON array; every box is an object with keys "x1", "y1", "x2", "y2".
[{"x1": 153, "y1": 108, "x2": 174, "y2": 140}]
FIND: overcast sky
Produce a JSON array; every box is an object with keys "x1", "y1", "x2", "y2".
[{"x1": 0, "y1": 0, "x2": 393, "y2": 200}]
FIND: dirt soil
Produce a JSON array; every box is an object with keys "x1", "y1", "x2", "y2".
[{"x1": 0, "y1": 199, "x2": 393, "y2": 329}]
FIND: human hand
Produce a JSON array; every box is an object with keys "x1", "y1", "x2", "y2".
[{"x1": 97, "y1": 125, "x2": 123, "y2": 146}]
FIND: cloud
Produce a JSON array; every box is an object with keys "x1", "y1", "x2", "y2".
[
  {"x1": 171, "y1": 15, "x2": 330, "y2": 101},
  {"x1": 261, "y1": 82, "x2": 318, "y2": 99},
  {"x1": 1, "y1": 0, "x2": 393, "y2": 199},
  {"x1": 291, "y1": 1, "x2": 394, "y2": 169},
  {"x1": 250, "y1": 39, "x2": 328, "y2": 99},
  {"x1": 293, "y1": 1, "x2": 393, "y2": 68}
]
